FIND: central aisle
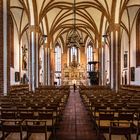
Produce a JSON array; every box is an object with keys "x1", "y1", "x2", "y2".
[{"x1": 55, "y1": 87, "x2": 98, "y2": 140}]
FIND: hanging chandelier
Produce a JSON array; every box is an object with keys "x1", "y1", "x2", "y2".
[{"x1": 66, "y1": 0, "x2": 84, "y2": 48}]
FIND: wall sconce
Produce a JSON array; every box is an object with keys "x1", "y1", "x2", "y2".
[
  {"x1": 39, "y1": 34, "x2": 47, "y2": 45},
  {"x1": 102, "y1": 34, "x2": 108, "y2": 38},
  {"x1": 42, "y1": 34, "x2": 47, "y2": 40},
  {"x1": 102, "y1": 34, "x2": 109, "y2": 45}
]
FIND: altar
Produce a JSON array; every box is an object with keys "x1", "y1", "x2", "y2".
[{"x1": 62, "y1": 63, "x2": 87, "y2": 85}]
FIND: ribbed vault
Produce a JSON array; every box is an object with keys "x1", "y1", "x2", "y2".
[{"x1": 10, "y1": 0, "x2": 140, "y2": 48}]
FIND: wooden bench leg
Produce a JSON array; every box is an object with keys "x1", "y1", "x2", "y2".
[
  {"x1": 20, "y1": 132, "x2": 22, "y2": 140},
  {"x1": 136, "y1": 135, "x2": 139, "y2": 140},
  {"x1": 109, "y1": 134, "x2": 111, "y2": 140},
  {"x1": 45, "y1": 132, "x2": 47, "y2": 140},
  {"x1": 2, "y1": 131, "x2": 5, "y2": 140}
]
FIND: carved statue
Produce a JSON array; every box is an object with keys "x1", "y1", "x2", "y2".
[{"x1": 22, "y1": 45, "x2": 28, "y2": 70}]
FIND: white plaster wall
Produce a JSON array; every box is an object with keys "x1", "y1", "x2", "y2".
[
  {"x1": 130, "y1": 21, "x2": 136, "y2": 67},
  {"x1": 10, "y1": 24, "x2": 20, "y2": 85},
  {"x1": 121, "y1": 12, "x2": 140, "y2": 85},
  {"x1": 10, "y1": 26, "x2": 29, "y2": 85},
  {"x1": 121, "y1": 30, "x2": 129, "y2": 84},
  {"x1": 130, "y1": 19, "x2": 140, "y2": 85},
  {"x1": 134, "y1": 68, "x2": 140, "y2": 85}
]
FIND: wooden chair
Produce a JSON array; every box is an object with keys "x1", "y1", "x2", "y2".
[
  {"x1": 95, "y1": 110, "x2": 115, "y2": 136},
  {"x1": 38, "y1": 109, "x2": 56, "y2": 134},
  {"x1": 1, "y1": 109, "x2": 18, "y2": 119},
  {"x1": 1, "y1": 119, "x2": 23, "y2": 140},
  {"x1": 117, "y1": 110, "x2": 135, "y2": 125},
  {"x1": 19, "y1": 109, "x2": 35, "y2": 120},
  {"x1": 109, "y1": 121, "x2": 132, "y2": 140},
  {"x1": 25, "y1": 120, "x2": 48, "y2": 140}
]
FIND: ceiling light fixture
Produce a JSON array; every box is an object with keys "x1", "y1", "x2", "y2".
[{"x1": 66, "y1": 0, "x2": 84, "y2": 48}]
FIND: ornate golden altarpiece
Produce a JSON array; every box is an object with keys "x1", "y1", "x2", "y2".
[{"x1": 62, "y1": 61, "x2": 87, "y2": 85}]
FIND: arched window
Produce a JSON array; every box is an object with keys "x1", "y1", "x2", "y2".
[
  {"x1": 70, "y1": 47, "x2": 78, "y2": 62},
  {"x1": 136, "y1": 11, "x2": 140, "y2": 67},
  {"x1": 55, "y1": 45, "x2": 61, "y2": 71},
  {"x1": 87, "y1": 44, "x2": 93, "y2": 71},
  {"x1": 54, "y1": 44, "x2": 61, "y2": 85},
  {"x1": 69, "y1": 47, "x2": 79, "y2": 64}
]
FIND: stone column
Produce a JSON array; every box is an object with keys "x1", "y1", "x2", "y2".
[
  {"x1": 43, "y1": 41, "x2": 51, "y2": 85},
  {"x1": 100, "y1": 44, "x2": 106, "y2": 85},
  {"x1": 47, "y1": 47, "x2": 51, "y2": 85},
  {"x1": 98, "y1": 40, "x2": 102, "y2": 85},
  {"x1": 110, "y1": 24, "x2": 120, "y2": 92},
  {"x1": 0, "y1": 0, "x2": 10, "y2": 95},
  {"x1": 43, "y1": 47, "x2": 45, "y2": 85},
  {"x1": 43, "y1": 43, "x2": 47, "y2": 85},
  {"x1": 29, "y1": 25, "x2": 40, "y2": 92}
]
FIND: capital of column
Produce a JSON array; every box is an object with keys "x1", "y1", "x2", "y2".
[
  {"x1": 30, "y1": 25, "x2": 40, "y2": 33},
  {"x1": 109, "y1": 22, "x2": 120, "y2": 32},
  {"x1": 98, "y1": 39, "x2": 105, "y2": 50}
]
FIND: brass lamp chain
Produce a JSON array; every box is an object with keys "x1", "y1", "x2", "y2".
[{"x1": 73, "y1": 0, "x2": 76, "y2": 31}]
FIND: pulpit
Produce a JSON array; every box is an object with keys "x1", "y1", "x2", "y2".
[{"x1": 88, "y1": 61, "x2": 99, "y2": 85}]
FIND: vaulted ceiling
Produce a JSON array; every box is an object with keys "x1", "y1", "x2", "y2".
[{"x1": 10, "y1": 0, "x2": 140, "y2": 47}]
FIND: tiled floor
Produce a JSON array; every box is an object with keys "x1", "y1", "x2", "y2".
[{"x1": 55, "y1": 88, "x2": 103, "y2": 140}]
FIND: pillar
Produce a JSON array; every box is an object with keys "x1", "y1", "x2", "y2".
[
  {"x1": 43, "y1": 43, "x2": 47, "y2": 85},
  {"x1": 43, "y1": 41, "x2": 51, "y2": 86},
  {"x1": 47, "y1": 47, "x2": 51, "y2": 85},
  {"x1": 98, "y1": 40, "x2": 102, "y2": 85},
  {"x1": 101, "y1": 45, "x2": 106, "y2": 85},
  {"x1": 0, "y1": 0, "x2": 10, "y2": 95},
  {"x1": 29, "y1": 25, "x2": 40, "y2": 92},
  {"x1": 110, "y1": 24, "x2": 121, "y2": 92}
]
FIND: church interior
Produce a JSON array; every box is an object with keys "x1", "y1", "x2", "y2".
[{"x1": 0, "y1": 0, "x2": 140, "y2": 140}]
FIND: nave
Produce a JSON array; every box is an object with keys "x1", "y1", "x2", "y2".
[{"x1": 1, "y1": 0, "x2": 140, "y2": 139}]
